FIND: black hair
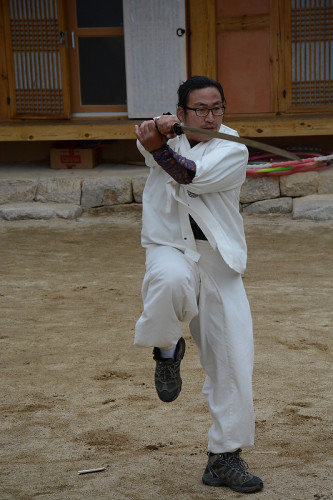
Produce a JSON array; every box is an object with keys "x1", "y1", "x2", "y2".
[{"x1": 177, "y1": 76, "x2": 226, "y2": 109}]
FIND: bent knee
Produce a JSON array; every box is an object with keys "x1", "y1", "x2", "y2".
[
  {"x1": 145, "y1": 246, "x2": 198, "y2": 295},
  {"x1": 150, "y1": 263, "x2": 190, "y2": 289}
]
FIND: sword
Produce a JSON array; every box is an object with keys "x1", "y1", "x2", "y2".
[{"x1": 172, "y1": 123, "x2": 300, "y2": 161}]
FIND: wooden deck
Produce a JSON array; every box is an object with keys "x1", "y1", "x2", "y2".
[{"x1": 0, "y1": 113, "x2": 332, "y2": 142}]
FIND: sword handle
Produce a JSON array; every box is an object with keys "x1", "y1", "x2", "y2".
[{"x1": 173, "y1": 123, "x2": 183, "y2": 136}]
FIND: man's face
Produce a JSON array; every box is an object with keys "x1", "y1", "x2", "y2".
[{"x1": 177, "y1": 87, "x2": 224, "y2": 143}]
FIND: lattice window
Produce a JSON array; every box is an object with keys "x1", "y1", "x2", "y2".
[
  {"x1": 291, "y1": 0, "x2": 333, "y2": 107},
  {"x1": 9, "y1": 0, "x2": 64, "y2": 115}
]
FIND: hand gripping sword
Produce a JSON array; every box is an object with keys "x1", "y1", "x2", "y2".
[{"x1": 172, "y1": 123, "x2": 300, "y2": 161}]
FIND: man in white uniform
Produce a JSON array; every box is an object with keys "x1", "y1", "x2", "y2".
[{"x1": 134, "y1": 76, "x2": 263, "y2": 494}]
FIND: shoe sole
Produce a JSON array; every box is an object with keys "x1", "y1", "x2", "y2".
[{"x1": 202, "y1": 475, "x2": 263, "y2": 493}]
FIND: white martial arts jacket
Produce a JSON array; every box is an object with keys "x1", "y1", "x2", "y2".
[{"x1": 137, "y1": 124, "x2": 249, "y2": 274}]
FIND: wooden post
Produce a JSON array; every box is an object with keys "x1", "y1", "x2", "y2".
[
  {"x1": 270, "y1": 0, "x2": 290, "y2": 114},
  {"x1": 0, "y1": 2, "x2": 10, "y2": 119},
  {"x1": 188, "y1": 0, "x2": 217, "y2": 79}
]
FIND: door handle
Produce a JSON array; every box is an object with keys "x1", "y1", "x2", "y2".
[
  {"x1": 176, "y1": 28, "x2": 186, "y2": 37},
  {"x1": 59, "y1": 31, "x2": 67, "y2": 46}
]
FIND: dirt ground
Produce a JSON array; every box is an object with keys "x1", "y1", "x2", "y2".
[{"x1": 0, "y1": 207, "x2": 332, "y2": 500}]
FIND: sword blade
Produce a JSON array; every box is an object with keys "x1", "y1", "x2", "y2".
[{"x1": 173, "y1": 124, "x2": 300, "y2": 161}]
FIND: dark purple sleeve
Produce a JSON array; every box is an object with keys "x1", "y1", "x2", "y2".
[{"x1": 151, "y1": 144, "x2": 196, "y2": 185}]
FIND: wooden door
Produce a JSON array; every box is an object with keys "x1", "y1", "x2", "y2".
[
  {"x1": 271, "y1": 0, "x2": 333, "y2": 114},
  {"x1": 4, "y1": 0, "x2": 70, "y2": 118},
  {"x1": 287, "y1": 0, "x2": 333, "y2": 111},
  {"x1": 123, "y1": 0, "x2": 187, "y2": 118},
  {"x1": 65, "y1": 0, "x2": 127, "y2": 116}
]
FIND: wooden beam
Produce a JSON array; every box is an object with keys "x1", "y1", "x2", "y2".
[
  {"x1": 0, "y1": 114, "x2": 332, "y2": 142},
  {"x1": 0, "y1": 120, "x2": 140, "y2": 141},
  {"x1": 188, "y1": 0, "x2": 216, "y2": 79},
  {"x1": 225, "y1": 113, "x2": 333, "y2": 138},
  {"x1": 216, "y1": 14, "x2": 269, "y2": 32}
]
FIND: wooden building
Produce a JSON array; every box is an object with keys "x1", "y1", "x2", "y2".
[{"x1": 0, "y1": 0, "x2": 332, "y2": 163}]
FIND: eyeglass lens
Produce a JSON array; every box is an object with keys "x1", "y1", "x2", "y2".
[{"x1": 196, "y1": 107, "x2": 224, "y2": 116}]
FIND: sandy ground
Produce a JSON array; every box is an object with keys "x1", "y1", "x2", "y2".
[{"x1": 0, "y1": 207, "x2": 332, "y2": 500}]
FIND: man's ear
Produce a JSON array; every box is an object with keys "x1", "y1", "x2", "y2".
[{"x1": 177, "y1": 106, "x2": 185, "y2": 123}]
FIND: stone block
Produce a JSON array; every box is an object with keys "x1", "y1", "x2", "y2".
[
  {"x1": 0, "y1": 203, "x2": 83, "y2": 220},
  {"x1": 280, "y1": 171, "x2": 319, "y2": 197},
  {"x1": 36, "y1": 178, "x2": 82, "y2": 204},
  {"x1": 81, "y1": 177, "x2": 133, "y2": 209},
  {"x1": 318, "y1": 167, "x2": 333, "y2": 194},
  {"x1": 292, "y1": 194, "x2": 333, "y2": 220},
  {"x1": 242, "y1": 197, "x2": 292, "y2": 214},
  {"x1": 0, "y1": 179, "x2": 38, "y2": 204},
  {"x1": 240, "y1": 176, "x2": 280, "y2": 204},
  {"x1": 132, "y1": 175, "x2": 148, "y2": 203}
]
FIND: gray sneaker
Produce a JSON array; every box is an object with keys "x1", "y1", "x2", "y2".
[
  {"x1": 202, "y1": 449, "x2": 263, "y2": 493},
  {"x1": 153, "y1": 337, "x2": 185, "y2": 403}
]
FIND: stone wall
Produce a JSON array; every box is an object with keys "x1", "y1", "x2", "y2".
[
  {"x1": 0, "y1": 167, "x2": 332, "y2": 221},
  {"x1": 240, "y1": 168, "x2": 333, "y2": 220}
]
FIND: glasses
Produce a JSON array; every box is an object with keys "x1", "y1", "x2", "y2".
[{"x1": 184, "y1": 106, "x2": 225, "y2": 117}]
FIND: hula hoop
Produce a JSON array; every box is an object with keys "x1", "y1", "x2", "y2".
[{"x1": 247, "y1": 149, "x2": 333, "y2": 176}]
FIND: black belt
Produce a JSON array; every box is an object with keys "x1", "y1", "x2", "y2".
[{"x1": 189, "y1": 216, "x2": 207, "y2": 240}]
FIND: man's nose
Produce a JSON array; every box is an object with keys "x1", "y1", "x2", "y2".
[{"x1": 205, "y1": 110, "x2": 215, "y2": 121}]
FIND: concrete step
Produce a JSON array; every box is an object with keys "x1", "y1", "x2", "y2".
[{"x1": 0, "y1": 202, "x2": 83, "y2": 221}]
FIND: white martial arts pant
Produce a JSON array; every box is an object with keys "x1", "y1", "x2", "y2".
[{"x1": 134, "y1": 241, "x2": 255, "y2": 453}]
